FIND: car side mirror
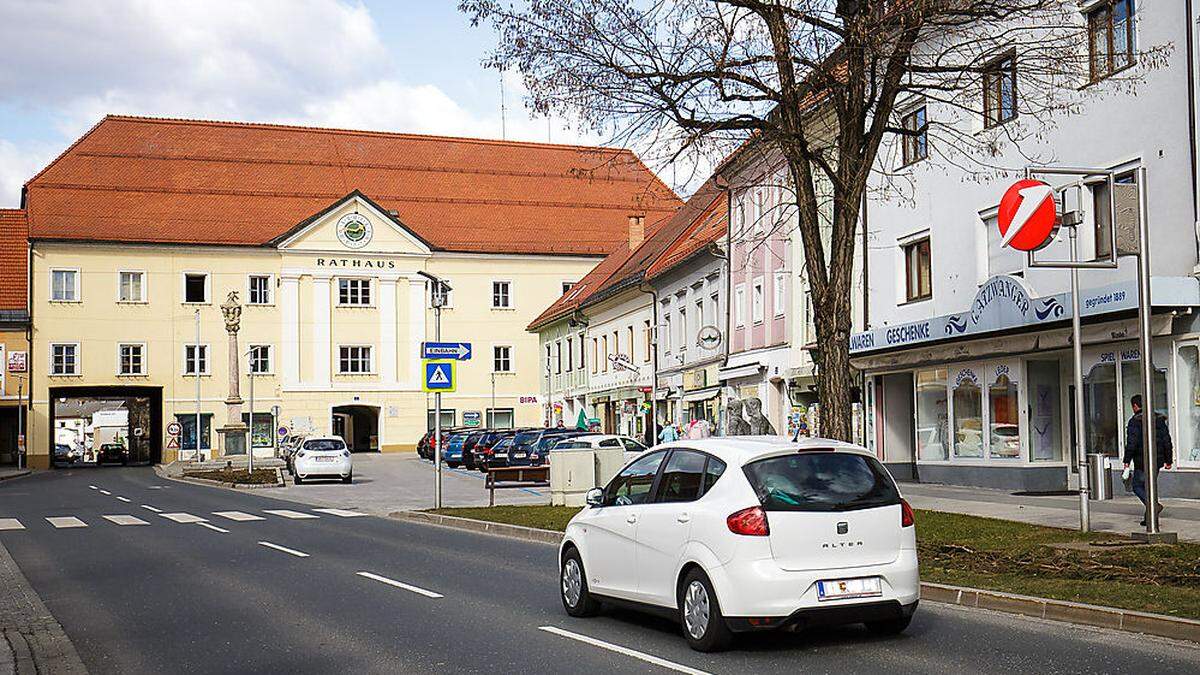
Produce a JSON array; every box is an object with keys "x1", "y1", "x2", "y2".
[{"x1": 585, "y1": 487, "x2": 604, "y2": 507}]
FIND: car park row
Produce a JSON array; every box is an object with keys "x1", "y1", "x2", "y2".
[{"x1": 416, "y1": 427, "x2": 649, "y2": 472}]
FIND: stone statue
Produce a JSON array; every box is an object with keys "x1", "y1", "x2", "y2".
[
  {"x1": 726, "y1": 399, "x2": 750, "y2": 436},
  {"x1": 745, "y1": 397, "x2": 777, "y2": 435},
  {"x1": 221, "y1": 290, "x2": 242, "y2": 333}
]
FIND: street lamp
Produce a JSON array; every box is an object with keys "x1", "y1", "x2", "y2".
[
  {"x1": 419, "y1": 271, "x2": 451, "y2": 509},
  {"x1": 243, "y1": 346, "x2": 258, "y2": 475}
]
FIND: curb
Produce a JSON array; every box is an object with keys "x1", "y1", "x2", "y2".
[
  {"x1": 0, "y1": 470, "x2": 32, "y2": 483},
  {"x1": 154, "y1": 464, "x2": 285, "y2": 490},
  {"x1": 0, "y1": 540, "x2": 87, "y2": 674},
  {"x1": 390, "y1": 511, "x2": 1200, "y2": 644}
]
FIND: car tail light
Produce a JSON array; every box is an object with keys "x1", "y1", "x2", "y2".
[
  {"x1": 900, "y1": 498, "x2": 914, "y2": 528},
  {"x1": 726, "y1": 506, "x2": 769, "y2": 536}
]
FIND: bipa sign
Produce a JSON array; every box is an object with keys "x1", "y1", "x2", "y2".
[{"x1": 998, "y1": 179, "x2": 1059, "y2": 252}]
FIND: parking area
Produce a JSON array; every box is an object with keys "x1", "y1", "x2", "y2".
[{"x1": 271, "y1": 453, "x2": 549, "y2": 515}]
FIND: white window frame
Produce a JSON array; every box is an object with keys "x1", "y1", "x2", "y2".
[
  {"x1": 247, "y1": 274, "x2": 274, "y2": 306},
  {"x1": 117, "y1": 342, "x2": 146, "y2": 376},
  {"x1": 493, "y1": 344, "x2": 514, "y2": 373},
  {"x1": 735, "y1": 284, "x2": 746, "y2": 328},
  {"x1": 337, "y1": 277, "x2": 373, "y2": 307},
  {"x1": 50, "y1": 268, "x2": 80, "y2": 303},
  {"x1": 248, "y1": 344, "x2": 274, "y2": 375},
  {"x1": 181, "y1": 271, "x2": 211, "y2": 305},
  {"x1": 752, "y1": 277, "x2": 765, "y2": 324},
  {"x1": 561, "y1": 280, "x2": 576, "y2": 296},
  {"x1": 337, "y1": 345, "x2": 374, "y2": 374},
  {"x1": 183, "y1": 343, "x2": 210, "y2": 376},
  {"x1": 491, "y1": 280, "x2": 513, "y2": 309},
  {"x1": 773, "y1": 271, "x2": 787, "y2": 318},
  {"x1": 49, "y1": 342, "x2": 80, "y2": 376},
  {"x1": 117, "y1": 270, "x2": 146, "y2": 304}
]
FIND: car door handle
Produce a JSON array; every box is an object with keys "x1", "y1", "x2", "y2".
[
  {"x1": 626, "y1": 514, "x2": 637, "y2": 524},
  {"x1": 677, "y1": 513, "x2": 691, "y2": 523}
]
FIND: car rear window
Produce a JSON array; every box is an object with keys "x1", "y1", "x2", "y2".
[
  {"x1": 513, "y1": 431, "x2": 540, "y2": 450},
  {"x1": 742, "y1": 452, "x2": 900, "y2": 512},
  {"x1": 303, "y1": 439, "x2": 346, "y2": 452}
]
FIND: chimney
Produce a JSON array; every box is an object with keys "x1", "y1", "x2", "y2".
[{"x1": 628, "y1": 214, "x2": 645, "y2": 250}]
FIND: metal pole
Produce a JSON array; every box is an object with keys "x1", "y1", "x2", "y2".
[
  {"x1": 1069, "y1": 228, "x2": 1090, "y2": 532},
  {"x1": 195, "y1": 309, "x2": 201, "y2": 462},
  {"x1": 434, "y1": 292, "x2": 443, "y2": 509},
  {"x1": 1134, "y1": 167, "x2": 1160, "y2": 535},
  {"x1": 16, "y1": 377, "x2": 23, "y2": 470},
  {"x1": 247, "y1": 358, "x2": 254, "y2": 474},
  {"x1": 491, "y1": 372, "x2": 496, "y2": 429}
]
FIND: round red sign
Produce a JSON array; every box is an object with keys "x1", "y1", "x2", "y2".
[{"x1": 997, "y1": 178, "x2": 1058, "y2": 251}]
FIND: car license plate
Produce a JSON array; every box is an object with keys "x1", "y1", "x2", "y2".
[
  {"x1": 513, "y1": 453, "x2": 527, "y2": 459},
  {"x1": 315, "y1": 456, "x2": 336, "y2": 463},
  {"x1": 817, "y1": 577, "x2": 882, "y2": 601}
]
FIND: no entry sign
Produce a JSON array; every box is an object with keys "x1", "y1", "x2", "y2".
[{"x1": 998, "y1": 179, "x2": 1058, "y2": 251}]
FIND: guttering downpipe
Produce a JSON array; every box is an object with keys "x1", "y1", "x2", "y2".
[
  {"x1": 1187, "y1": 0, "x2": 1200, "y2": 262},
  {"x1": 637, "y1": 281, "x2": 659, "y2": 444}
]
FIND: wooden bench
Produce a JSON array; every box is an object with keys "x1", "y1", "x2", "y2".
[{"x1": 484, "y1": 465, "x2": 550, "y2": 506}]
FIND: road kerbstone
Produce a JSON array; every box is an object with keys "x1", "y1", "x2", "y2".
[{"x1": 0, "y1": 540, "x2": 87, "y2": 674}]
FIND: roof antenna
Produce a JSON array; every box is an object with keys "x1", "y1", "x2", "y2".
[{"x1": 500, "y1": 70, "x2": 507, "y2": 140}]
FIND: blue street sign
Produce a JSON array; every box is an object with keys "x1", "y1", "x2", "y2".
[
  {"x1": 422, "y1": 342, "x2": 472, "y2": 360},
  {"x1": 422, "y1": 360, "x2": 456, "y2": 392}
]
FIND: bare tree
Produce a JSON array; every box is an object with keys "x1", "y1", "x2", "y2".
[{"x1": 460, "y1": 0, "x2": 1167, "y2": 442}]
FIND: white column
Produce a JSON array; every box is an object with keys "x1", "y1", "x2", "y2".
[
  {"x1": 311, "y1": 276, "x2": 332, "y2": 387},
  {"x1": 280, "y1": 274, "x2": 300, "y2": 386},
  {"x1": 407, "y1": 277, "x2": 427, "y2": 387},
  {"x1": 379, "y1": 277, "x2": 398, "y2": 386}
]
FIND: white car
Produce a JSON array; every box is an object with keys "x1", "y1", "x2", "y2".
[
  {"x1": 292, "y1": 436, "x2": 353, "y2": 485},
  {"x1": 551, "y1": 434, "x2": 648, "y2": 463},
  {"x1": 558, "y1": 436, "x2": 919, "y2": 652}
]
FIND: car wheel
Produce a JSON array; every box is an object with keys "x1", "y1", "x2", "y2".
[
  {"x1": 448, "y1": 462, "x2": 460, "y2": 469},
  {"x1": 865, "y1": 614, "x2": 913, "y2": 636},
  {"x1": 293, "y1": 474, "x2": 303, "y2": 485},
  {"x1": 560, "y1": 548, "x2": 601, "y2": 618},
  {"x1": 342, "y1": 474, "x2": 353, "y2": 484},
  {"x1": 679, "y1": 569, "x2": 733, "y2": 652}
]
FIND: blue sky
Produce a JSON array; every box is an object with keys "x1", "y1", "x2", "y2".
[{"x1": 0, "y1": 1, "x2": 601, "y2": 207}]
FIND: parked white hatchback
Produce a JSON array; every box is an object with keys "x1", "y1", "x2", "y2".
[
  {"x1": 551, "y1": 434, "x2": 649, "y2": 463},
  {"x1": 292, "y1": 436, "x2": 353, "y2": 485},
  {"x1": 558, "y1": 437, "x2": 919, "y2": 652}
]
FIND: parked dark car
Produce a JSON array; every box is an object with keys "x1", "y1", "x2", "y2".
[
  {"x1": 441, "y1": 432, "x2": 473, "y2": 468},
  {"x1": 506, "y1": 428, "x2": 590, "y2": 467},
  {"x1": 529, "y1": 429, "x2": 591, "y2": 465},
  {"x1": 459, "y1": 430, "x2": 490, "y2": 470},
  {"x1": 485, "y1": 435, "x2": 516, "y2": 470},
  {"x1": 417, "y1": 427, "x2": 467, "y2": 460},
  {"x1": 53, "y1": 443, "x2": 78, "y2": 466},
  {"x1": 97, "y1": 443, "x2": 130, "y2": 466}
]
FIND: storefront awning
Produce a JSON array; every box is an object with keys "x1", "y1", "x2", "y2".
[
  {"x1": 718, "y1": 363, "x2": 763, "y2": 382},
  {"x1": 683, "y1": 388, "x2": 721, "y2": 403}
]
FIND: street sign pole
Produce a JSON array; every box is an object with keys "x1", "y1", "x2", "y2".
[
  {"x1": 1068, "y1": 228, "x2": 1090, "y2": 532},
  {"x1": 16, "y1": 376, "x2": 23, "y2": 471},
  {"x1": 433, "y1": 284, "x2": 444, "y2": 510},
  {"x1": 1134, "y1": 166, "x2": 1163, "y2": 538}
]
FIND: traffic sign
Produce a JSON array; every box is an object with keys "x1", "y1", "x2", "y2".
[
  {"x1": 167, "y1": 436, "x2": 179, "y2": 449},
  {"x1": 463, "y1": 411, "x2": 481, "y2": 427},
  {"x1": 277, "y1": 425, "x2": 290, "y2": 439},
  {"x1": 166, "y1": 421, "x2": 182, "y2": 437},
  {"x1": 422, "y1": 359, "x2": 456, "y2": 392},
  {"x1": 998, "y1": 178, "x2": 1058, "y2": 251},
  {"x1": 422, "y1": 342, "x2": 472, "y2": 360}
]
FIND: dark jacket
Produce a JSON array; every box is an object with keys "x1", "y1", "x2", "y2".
[{"x1": 1123, "y1": 412, "x2": 1173, "y2": 470}]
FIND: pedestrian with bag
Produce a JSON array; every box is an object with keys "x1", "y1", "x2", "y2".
[{"x1": 1123, "y1": 394, "x2": 1174, "y2": 526}]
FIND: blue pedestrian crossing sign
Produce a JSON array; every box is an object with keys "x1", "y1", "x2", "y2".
[{"x1": 422, "y1": 359, "x2": 456, "y2": 392}]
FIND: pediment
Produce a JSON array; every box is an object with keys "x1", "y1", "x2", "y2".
[{"x1": 274, "y1": 191, "x2": 433, "y2": 256}]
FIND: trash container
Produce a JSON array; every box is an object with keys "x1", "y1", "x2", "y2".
[{"x1": 1086, "y1": 453, "x2": 1112, "y2": 500}]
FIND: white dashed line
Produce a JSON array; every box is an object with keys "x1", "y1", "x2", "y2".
[
  {"x1": 197, "y1": 522, "x2": 230, "y2": 533},
  {"x1": 160, "y1": 512, "x2": 206, "y2": 524},
  {"x1": 115, "y1": 496, "x2": 131, "y2": 503},
  {"x1": 537, "y1": 626, "x2": 712, "y2": 675},
  {"x1": 356, "y1": 571, "x2": 443, "y2": 598},
  {"x1": 263, "y1": 509, "x2": 319, "y2": 520},
  {"x1": 46, "y1": 517, "x2": 87, "y2": 529},
  {"x1": 141, "y1": 505, "x2": 162, "y2": 513},
  {"x1": 258, "y1": 541, "x2": 309, "y2": 558},
  {"x1": 0, "y1": 518, "x2": 24, "y2": 531},
  {"x1": 313, "y1": 508, "x2": 366, "y2": 518},
  {"x1": 213, "y1": 511, "x2": 265, "y2": 522},
  {"x1": 103, "y1": 515, "x2": 149, "y2": 526},
  {"x1": 88, "y1": 485, "x2": 98, "y2": 490},
  {"x1": 98, "y1": 490, "x2": 111, "y2": 495}
]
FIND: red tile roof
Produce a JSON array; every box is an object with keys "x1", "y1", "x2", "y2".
[
  {"x1": 645, "y1": 187, "x2": 726, "y2": 280},
  {"x1": 0, "y1": 209, "x2": 28, "y2": 312},
  {"x1": 22, "y1": 116, "x2": 681, "y2": 255}
]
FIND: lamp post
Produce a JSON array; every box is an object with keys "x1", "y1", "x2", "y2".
[
  {"x1": 420, "y1": 272, "x2": 451, "y2": 509},
  {"x1": 244, "y1": 346, "x2": 257, "y2": 474},
  {"x1": 218, "y1": 291, "x2": 249, "y2": 461}
]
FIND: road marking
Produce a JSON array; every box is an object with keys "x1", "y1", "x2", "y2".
[
  {"x1": 258, "y1": 541, "x2": 309, "y2": 558},
  {"x1": 197, "y1": 522, "x2": 230, "y2": 533},
  {"x1": 0, "y1": 518, "x2": 24, "y2": 531},
  {"x1": 356, "y1": 571, "x2": 443, "y2": 598},
  {"x1": 213, "y1": 511, "x2": 265, "y2": 522},
  {"x1": 98, "y1": 490, "x2": 111, "y2": 495},
  {"x1": 160, "y1": 512, "x2": 206, "y2": 524},
  {"x1": 313, "y1": 508, "x2": 366, "y2": 518},
  {"x1": 263, "y1": 509, "x2": 319, "y2": 520},
  {"x1": 88, "y1": 485, "x2": 98, "y2": 490},
  {"x1": 115, "y1": 496, "x2": 131, "y2": 503},
  {"x1": 537, "y1": 626, "x2": 712, "y2": 675},
  {"x1": 46, "y1": 517, "x2": 87, "y2": 529},
  {"x1": 141, "y1": 505, "x2": 162, "y2": 513},
  {"x1": 103, "y1": 515, "x2": 149, "y2": 526}
]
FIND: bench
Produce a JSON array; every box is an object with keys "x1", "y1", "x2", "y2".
[{"x1": 484, "y1": 465, "x2": 550, "y2": 506}]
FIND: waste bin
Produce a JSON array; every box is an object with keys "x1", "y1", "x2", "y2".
[{"x1": 1086, "y1": 453, "x2": 1112, "y2": 500}]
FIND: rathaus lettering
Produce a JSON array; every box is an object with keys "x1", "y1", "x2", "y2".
[{"x1": 316, "y1": 258, "x2": 397, "y2": 269}]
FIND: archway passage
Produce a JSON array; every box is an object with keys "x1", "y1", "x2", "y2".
[
  {"x1": 48, "y1": 386, "x2": 162, "y2": 467},
  {"x1": 331, "y1": 405, "x2": 379, "y2": 452}
]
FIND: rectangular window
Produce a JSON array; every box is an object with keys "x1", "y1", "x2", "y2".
[
  {"x1": 555, "y1": 341, "x2": 562, "y2": 374},
  {"x1": 338, "y1": 278, "x2": 371, "y2": 306},
  {"x1": 248, "y1": 275, "x2": 272, "y2": 305},
  {"x1": 51, "y1": 343, "x2": 79, "y2": 375},
  {"x1": 579, "y1": 334, "x2": 586, "y2": 372},
  {"x1": 591, "y1": 338, "x2": 598, "y2": 373},
  {"x1": 184, "y1": 273, "x2": 208, "y2": 303},
  {"x1": 676, "y1": 308, "x2": 686, "y2": 350},
  {"x1": 601, "y1": 335, "x2": 608, "y2": 371},
  {"x1": 184, "y1": 344, "x2": 209, "y2": 375},
  {"x1": 118, "y1": 271, "x2": 145, "y2": 303},
  {"x1": 118, "y1": 343, "x2": 144, "y2": 375},
  {"x1": 901, "y1": 106, "x2": 928, "y2": 166},
  {"x1": 249, "y1": 344, "x2": 272, "y2": 374},
  {"x1": 983, "y1": 54, "x2": 1017, "y2": 127},
  {"x1": 903, "y1": 238, "x2": 933, "y2": 302},
  {"x1": 752, "y1": 278, "x2": 765, "y2": 324},
  {"x1": 773, "y1": 272, "x2": 786, "y2": 317},
  {"x1": 487, "y1": 408, "x2": 515, "y2": 429},
  {"x1": 51, "y1": 269, "x2": 78, "y2": 302},
  {"x1": 735, "y1": 285, "x2": 746, "y2": 327},
  {"x1": 338, "y1": 346, "x2": 372, "y2": 373},
  {"x1": 626, "y1": 326, "x2": 634, "y2": 359},
  {"x1": 241, "y1": 412, "x2": 274, "y2": 448},
  {"x1": 643, "y1": 320, "x2": 652, "y2": 363},
  {"x1": 545, "y1": 344, "x2": 552, "y2": 378},
  {"x1": 561, "y1": 281, "x2": 574, "y2": 296},
  {"x1": 493, "y1": 345, "x2": 513, "y2": 373},
  {"x1": 953, "y1": 376, "x2": 984, "y2": 458},
  {"x1": 1088, "y1": 0, "x2": 1135, "y2": 82},
  {"x1": 566, "y1": 337, "x2": 574, "y2": 372},
  {"x1": 176, "y1": 413, "x2": 213, "y2": 451},
  {"x1": 916, "y1": 368, "x2": 949, "y2": 460},
  {"x1": 492, "y1": 281, "x2": 512, "y2": 308},
  {"x1": 427, "y1": 409, "x2": 456, "y2": 431}
]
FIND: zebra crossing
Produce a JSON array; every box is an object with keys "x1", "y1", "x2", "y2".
[{"x1": 0, "y1": 505, "x2": 368, "y2": 532}]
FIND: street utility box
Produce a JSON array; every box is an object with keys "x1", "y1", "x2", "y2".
[
  {"x1": 594, "y1": 446, "x2": 626, "y2": 489},
  {"x1": 550, "y1": 448, "x2": 595, "y2": 506}
]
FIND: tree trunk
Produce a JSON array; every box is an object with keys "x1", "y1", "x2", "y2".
[{"x1": 812, "y1": 280, "x2": 855, "y2": 442}]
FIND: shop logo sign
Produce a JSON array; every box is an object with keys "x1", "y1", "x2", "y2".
[
  {"x1": 945, "y1": 315, "x2": 968, "y2": 335},
  {"x1": 336, "y1": 213, "x2": 373, "y2": 249},
  {"x1": 1034, "y1": 297, "x2": 1065, "y2": 321},
  {"x1": 970, "y1": 275, "x2": 1030, "y2": 327},
  {"x1": 954, "y1": 368, "x2": 978, "y2": 387}
]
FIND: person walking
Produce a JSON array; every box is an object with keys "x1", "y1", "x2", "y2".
[
  {"x1": 658, "y1": 420, "x2": 679, "y2": 444},
  {"x1": 1123, "y1": 394, "x2": 1174, "y2": 526}
]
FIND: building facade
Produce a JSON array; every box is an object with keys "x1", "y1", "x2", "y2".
[{"x1": 0, "y1": 209, "x2": 30, "y2": 466}]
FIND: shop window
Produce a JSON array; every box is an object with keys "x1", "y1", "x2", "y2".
[
  {"x1": 952, "y1": 371, "x2": 984, "y2": 458},
  {"x1": 988, "y1": 373, "x2": 1020, "y2": 458},
  {"x1": 176, "y1": 413, "x2": 212, "y2": 451},
  {"x1": 240, "y1": 412, "x2": 274, "y2": 448},
  {"x1": 1028, "y1": 360, "x2": 1063, "y2": 461},
  {"x1": 915, "y1": 368, "x2": 949, "y2": 460},
  {"x1": 1174, "y1": 344, "x2": 1200, "y2": 467},
  {"x1": 1083, "y1": 362, "x2": 1119, "y2": 457},
  {"x1": 1120, "y1": 355, "x2": 1168, "y2": 452}
]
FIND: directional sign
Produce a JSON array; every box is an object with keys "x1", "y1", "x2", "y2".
[
  {"x1": 166, "y1": 421, "x2": 182, "y2": 437},
  {"x1": 422, "y1": 359, "x2": 456, "y2": 392},
  {"x1": 422, "y1": 342, "x2": 472, "y2": 360},
  {"x1": 998, "y1": 179, "x2": 1058, "y2": 251}
]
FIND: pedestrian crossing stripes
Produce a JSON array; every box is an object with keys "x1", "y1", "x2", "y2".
[
  {"x1": 159, "y1": 512, "x2": 206, "y2": 524},
  {"x1": 313, "y1": 508, "x2": 367, "y2": 518},
  {"x1": 0, "y1": 518, "x2": 24, "y2": 531},
  {"x1": 103, "y1": 515, "x2": 149, "y2": 526},
  {"x1": 46, "y1": 517, "x2": 87, "y2": 529},
  {"x1": 213, "y1": 511, "x2": 266, "y2": 522},
  {"x1": 1, "y1": 507, "x2": 367, "y2": 532},
  {"x1": 263, "y1": 509, "x2": 319, "y2": 520},
  {"x1": 116, "y1": 496, "x2": 132, "y2": 503}
]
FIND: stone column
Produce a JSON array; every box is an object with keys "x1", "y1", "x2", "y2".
[
  {"x1": 280, "y1": 273, "x2": 300, "y2": 386},
  {"x1": 378, "y1": 276, "x2": 398, "y2": 386},
  {"x1": 218, "y1": 291, "x2": 248, "y2": 456}
]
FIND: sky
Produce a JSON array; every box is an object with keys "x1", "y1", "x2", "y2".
[{"x1": 0, "y1": 0, "x2": 611, "y2": 208}]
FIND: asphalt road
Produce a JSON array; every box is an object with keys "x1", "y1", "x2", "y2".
[{"x1": 0, "y1": 468, "x2": 1197, "y2": 674}]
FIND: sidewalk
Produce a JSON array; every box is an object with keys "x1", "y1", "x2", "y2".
[
  {"x1": 0, "y1": 469, "x2": 30, "y2": 482},
  {"x1": 901, "y1": 481, "x2": 1200, "y2": 542}
]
